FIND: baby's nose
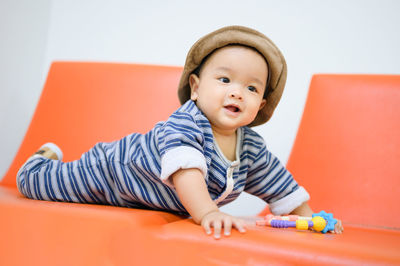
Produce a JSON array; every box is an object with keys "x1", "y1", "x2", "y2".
[{"x1": 229, "y1": 87, "x2": 243, "y2": 100}]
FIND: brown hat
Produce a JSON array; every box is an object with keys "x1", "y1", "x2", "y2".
[{"x1": 178, "y1": 25, "x2": 287, "y2": 127}]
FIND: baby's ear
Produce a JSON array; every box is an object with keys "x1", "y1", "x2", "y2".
[
  {"x1": 189, "y1": 74, "x2": 200, "y2": 101},
  {"x1": 259, "y1": 99, "x2": 267, "y2": 110}
]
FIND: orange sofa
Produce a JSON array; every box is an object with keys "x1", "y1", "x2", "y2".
[{"x1": 1, "y1": 62, "x2": 399, "y2": 265}]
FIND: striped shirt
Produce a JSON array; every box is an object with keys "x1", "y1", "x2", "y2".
[{"x1": 17, "y1": 100, "x2": 309, "y2": 215}]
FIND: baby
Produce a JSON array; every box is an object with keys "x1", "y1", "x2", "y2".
[{"x1": 17, "y1": 26, "x2": 343, "y2": 238}]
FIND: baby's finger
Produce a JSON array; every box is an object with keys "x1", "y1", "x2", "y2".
[
  {"x1": 201, "y1": 220, "x2": 212, "y2": 235},
  {"x1": 223, "y1": 217, "x2": 232, "y2": 236},
  {"x1": 335, "y1": 220, "x2": 344, "y2": 234},
  {"x1": 213, "y1": 220, "x2": 222, "y2": 239},
  {"x1": 233, "y1": 219, "x2": 246, "y2": 233}
]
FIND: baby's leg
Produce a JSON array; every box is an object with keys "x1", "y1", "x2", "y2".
[{"x1": 17, "y1": 143, "x2": 122, "y2": 206}]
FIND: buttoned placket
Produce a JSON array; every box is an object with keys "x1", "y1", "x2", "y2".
[
  {"x1": 212, "y1": 128, "x2": 243, "y2": 205},
  {"x1": 214, "y1": 160, "x2": 240, "y2": 204}
]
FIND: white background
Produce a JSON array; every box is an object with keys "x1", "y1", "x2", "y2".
[{"x1": 1, "y1": 0, "x2": 399, "y2": 215}]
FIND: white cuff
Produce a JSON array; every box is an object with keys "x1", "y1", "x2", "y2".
[
  {"x1": 268, "y1": 186, "x2": 310, "y2": 215},
  {"x1": 160, "y1": 146, "x2": 208, "y2": 188}
]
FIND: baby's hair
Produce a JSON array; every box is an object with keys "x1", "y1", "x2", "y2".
[{"x1": 191, "y1": 44, "x2": 271, "y2": 99}]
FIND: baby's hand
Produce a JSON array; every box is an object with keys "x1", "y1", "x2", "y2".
[
  {"x1": 332, "y1": 219, "x2": 344, "y2": 234},
  {"x1": 201, "y1": 210, "x2": 246, "y2": 239}
]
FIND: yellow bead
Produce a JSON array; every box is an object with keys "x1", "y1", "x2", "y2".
[
  {"x1": 312, "y1": 216, "x2": 327, "y2": 232},
  {"x1": 296, "y1": 220, "x2": 309, "y2": 230}
]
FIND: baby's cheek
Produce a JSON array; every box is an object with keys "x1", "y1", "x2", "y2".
[{"x1": 249, "y1": 106, "x2": 261, "y2": 119}]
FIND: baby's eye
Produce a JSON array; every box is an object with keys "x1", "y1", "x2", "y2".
[
  {"x1": 219, "y1": 77, "x2": 230, "y2": 83},
  {"x1": 248, "y1": 86, "x2": 257, "y2": 92}
]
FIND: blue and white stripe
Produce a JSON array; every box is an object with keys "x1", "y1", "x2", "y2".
[{"x1": 17, "y1": 100, "x2": 309, "y2": 215}]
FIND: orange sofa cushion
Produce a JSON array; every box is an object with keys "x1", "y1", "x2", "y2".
[
  {"x1": 1, "y1": 63, "x2": 399, "y2": 265},
  {"x1": 287, "y1": 75, "x2": 400, "y2": 228},
  {"x1": 1, "y1": 62, "x2": 181, "y2": 187}
]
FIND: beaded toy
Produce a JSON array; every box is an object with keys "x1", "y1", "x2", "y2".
[{"x1": 256, "y1": 210, "x2": 337, "y2": 233}]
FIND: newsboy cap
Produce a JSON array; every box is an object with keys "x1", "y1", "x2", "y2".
[{"x1": 177, "y1": 25, "x2": 287, "y2": 127}]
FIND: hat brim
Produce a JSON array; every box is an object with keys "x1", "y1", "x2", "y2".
[{"x1": 178, "y1": 25, "x2": 287, "y2": 127}]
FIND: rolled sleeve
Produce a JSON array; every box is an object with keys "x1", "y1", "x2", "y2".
[
  {"x1": 157, "y1": 105, "x2": 208, "y2": 188},
  {"x1": 160, "y1": 146, "x2": 208, "y2": 188},
  {"x1": 268, "y1": 186, "x2": 310, "y2": 215}
]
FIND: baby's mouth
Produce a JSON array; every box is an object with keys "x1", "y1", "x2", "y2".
[{"x1": 224, "y1": 104, "x2": 241, "y2": 113}]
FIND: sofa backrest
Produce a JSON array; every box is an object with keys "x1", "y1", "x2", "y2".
[
  {"x1": 287, "y1": 74, "x2": 400, "y2": 228},
  {"x1": 1, "y1": 62, "x2": 182, "y2": 187}
]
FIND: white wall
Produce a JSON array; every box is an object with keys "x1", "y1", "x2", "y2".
[
  {"x1": 0, "y1": 0, "x2": 51, "y2": 180},
  {"x1": 1, "y1": 0, "x2": 399, "y2": 215}
]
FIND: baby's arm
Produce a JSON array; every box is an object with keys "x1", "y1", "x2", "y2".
[
  {"x1": 172, "y1": 168, "x2": 246, "y2": 239},
  {"x1": 289, "y1": 201, "x2": 314, "y2": 217},
  {"x1": 290, "y1": 202, "x2": 344, "y2": 233}
]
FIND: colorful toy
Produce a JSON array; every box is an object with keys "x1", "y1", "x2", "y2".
[{"x1": 256, "y1": 210, "x2": 337, "y2": 234}]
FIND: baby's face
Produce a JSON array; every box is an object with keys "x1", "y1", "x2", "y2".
[{"x1": 189, "y1": 45, "x2": 267, "y2": 135}]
